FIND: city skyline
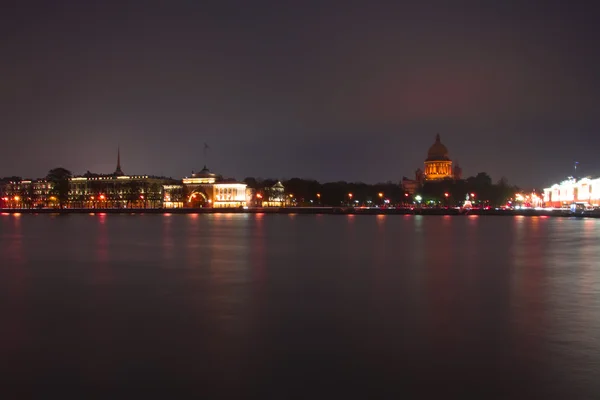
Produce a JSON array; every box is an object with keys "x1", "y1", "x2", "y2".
[{"x1": 3, "y1": 1, "x2": 599, "y2": 187}]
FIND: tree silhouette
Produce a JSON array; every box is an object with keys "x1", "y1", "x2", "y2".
[{"x1": 46, "y1": 168, "x2": 72, "y2": 208}]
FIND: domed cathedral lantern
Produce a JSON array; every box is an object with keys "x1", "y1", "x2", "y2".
[{"x1": 424, "y1": 134, "x2": 454, "y2": 181}]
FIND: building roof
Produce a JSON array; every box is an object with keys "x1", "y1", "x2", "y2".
[
  {"x1": 426, "y1": 134, "x2": 450, "y2": 161},
  {"x1": 191, "y1": 165, "x2": 217, "y2": 179}
]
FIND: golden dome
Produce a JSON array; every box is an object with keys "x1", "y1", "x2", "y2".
[{"x1": 426, "y1": 134, "x2": 450, "y2": 161}]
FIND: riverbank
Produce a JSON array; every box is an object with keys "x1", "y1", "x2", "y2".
[{"x1": 0, "y1": 207, "x2": 596, "y2": 217}]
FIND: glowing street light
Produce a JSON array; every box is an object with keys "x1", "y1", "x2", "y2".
[
  {"x1": 14, "y1": 196, "x2": 20, "y2": 202},
  {"x1": 378, "y1": 192, "x2": 384, "y2": 198},
  {"x1": 415, "y1": 195, "x2": 422, "y2": 203},
  {"x1": 348, "y1": 193, "x2": 353, "y2": 199},
  {"x1": 316, "y1": 193, "x2": 321, "y2": 198},
  {"x1": 99, "y1": 194, "x2": 106, "y2": 200},
  {"x1": 444, "y1": 192, "x2": 449, "y2": 198},
  {"x1": 470, "y1": 193, "x2": 476, "y2": 198}
]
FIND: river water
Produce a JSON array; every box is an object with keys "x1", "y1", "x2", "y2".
[{"x1": 1, "y1": 213, "x2": 599, "y2": 398}]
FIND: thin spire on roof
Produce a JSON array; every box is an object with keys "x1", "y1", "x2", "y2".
[{"x1": 115, "y1": 146, "x2": 124, "y2": 175}]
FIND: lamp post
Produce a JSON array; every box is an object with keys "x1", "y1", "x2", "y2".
[
  {"x1": 316, "y1": 193, "x2": 321, "y2": 206},
  {"x1": 415, "y1": 195, "x2": 422, "y2": 207},
  {"x1": 348, "y1": 193, "x2": 353, "y2": 206}
]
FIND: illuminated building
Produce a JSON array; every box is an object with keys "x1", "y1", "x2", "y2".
[
  {"x1": 424, "y1": 134, "x2": 454, "y2": 180},
  {"x1": 162, "y1": 165, "x2": 248, "y2": 209},
  {"x1": 543, "y1": 177, "x2": 600, "y2": 208},
  {"x1": 513, "y1": 192, "x2": 543, "y2": 209},
  {"x1": 402, "y1": 134, "x2": 462, "y2": 193},
  {"x1": 0, "y1": 179, "x2": 53, "y2": 208},
  {"x1": 66, "y1": 150, "x2": 175, "y2": 208},
  {"x1": 69, "y1": 174, "x2": 172, "y2": 208},
  {"x1": 261, "y1": 181, "x2": 286, "y2": 207}
]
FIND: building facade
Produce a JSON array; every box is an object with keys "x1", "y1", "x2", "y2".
[
  {"x1": 543, "y1": 177, "x2": 600, "y2": 208},
  {"x1": 424, "y1": 134, "x2": 453, "y2": 180},
  {"x1": 260, "y1": 181, "x2": 286, "y2": 207},
  {"x1": 69, "y1": 174, "x2": 173, "y2": 208},
  {"x1": 162, "y1": 166, "x2": 248, "y2": 209},
  {"x1": 0, "y1": 179, "x2": 54, "y2": 209}
]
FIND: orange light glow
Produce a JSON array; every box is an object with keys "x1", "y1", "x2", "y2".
[
  {"x1": 348, "y1": 193, "x2": 353, "y2": 198},
  {"x1": 99, "y1": 195, "x2": 106, "y2": 200},
  {"x1": 471, "y1": 193, "x2": 476, "y2": 197},
  {"x1": 256, "y1": 193, "x2": 263, "y2": 199},
  {"x1": 378, "y1": 192, "x2": 383, "y2": 198},
  {"x1": 444, "y1": 192, "x2": 449, "y2": 197},
  {"x1": 14, "y1": 196, "x2": 20, "y2": 201},
  {"x1": 316, "y1": 193, "x2": 321, "y2": 198}
]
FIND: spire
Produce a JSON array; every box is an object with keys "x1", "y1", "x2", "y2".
[
  {"x1": 435, "y1": 133, "x2": 441, "y2": 143},
  {"x1": 115, "y1": 146, "x2": 124, "y2": 175}
]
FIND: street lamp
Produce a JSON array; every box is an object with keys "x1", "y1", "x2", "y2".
[
  {"x1": 415, "y1": 195, "x2": 422, "y2": 206},
  {"x1": 378, "y1": 192, "x2": 383, "y2": 198},
  {"x1": 444, "y1": 192, "x2": 449, "y2": 198}
]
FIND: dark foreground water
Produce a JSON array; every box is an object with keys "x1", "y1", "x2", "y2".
[{"x1": 1, "y1": 213, "x2": 599, "y2": 398}]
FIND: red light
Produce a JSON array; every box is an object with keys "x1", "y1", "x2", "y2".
[
  {"x1": 140, "y1": 195, "x2": 144, "y2": 199},
  {"x1": 404, "y1": 193, "x2": 409, "y2": 197},
  {"x1": 99, "y1": 195, "x2": 105, "y2": 200},
  {"x1": 444, "y1": 193, "x2": 449, "y2": 197}
]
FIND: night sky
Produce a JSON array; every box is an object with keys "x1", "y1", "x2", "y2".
[{"x1": 2, "y1": 1, "x2": 599, "y2": 188}]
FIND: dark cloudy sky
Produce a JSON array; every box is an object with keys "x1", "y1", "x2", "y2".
[{"x1": 2, "y1": 1, "x2": 598, "y2": 187}]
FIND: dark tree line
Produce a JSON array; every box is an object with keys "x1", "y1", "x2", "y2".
[{"x1": 244, "y1": 172, "x2": 522, "y2": 207}]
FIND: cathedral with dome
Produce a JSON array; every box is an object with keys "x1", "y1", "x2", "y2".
[{"x1": 413, "y1": 134, "x2": 462, "y2": 184}]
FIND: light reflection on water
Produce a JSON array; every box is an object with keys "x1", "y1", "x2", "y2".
[{"x1": 0, "y1": 214, "x2": 599, "y2": 397}]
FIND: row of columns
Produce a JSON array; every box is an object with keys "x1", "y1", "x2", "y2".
[{"x1": 426, "y1": 162, "x2": 452, "y2": 176}]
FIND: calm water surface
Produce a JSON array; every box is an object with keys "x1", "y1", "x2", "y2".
[{"x1": 1, "y1": 214, "x2": 599, "y2": 398}]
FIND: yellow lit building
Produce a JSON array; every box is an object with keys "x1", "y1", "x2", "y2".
[
  {"x1": 163, "y1": 166, "x2": 248, "y2": 209},
  {"x1": 424, "y1": 134, "x2": 453, "y2": 180}
]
